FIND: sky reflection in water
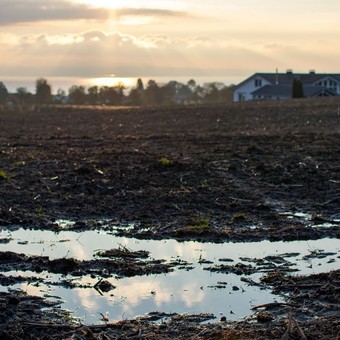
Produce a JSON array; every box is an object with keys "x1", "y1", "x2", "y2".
[{"x1": 0, "y1": 227, "x2": 339, "y2": 324}]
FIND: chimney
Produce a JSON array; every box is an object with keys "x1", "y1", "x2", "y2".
[{"x1": 275, "y1": 68, "x2": 279, "y2": 85}]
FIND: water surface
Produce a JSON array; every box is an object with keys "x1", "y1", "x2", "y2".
[{"x1": 0, "y1": 227, "x2": 338, "y2": 324}]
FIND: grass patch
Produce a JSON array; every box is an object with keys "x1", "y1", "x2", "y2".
[
  {"x1": 232, "y1": 212, "x2": 246, "y2": 221},
  {"x1": 185, "y1": 217, "x2": 210, "y2": 231},
  {"x1": 0, "y1": 170, "x2": 8, "y2": 180},
  {"x1": 158, "y1": 157, "x2": 172, "y2": 167}
]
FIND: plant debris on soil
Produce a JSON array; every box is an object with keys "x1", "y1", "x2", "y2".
[
  {"x1": 96, "y1": 246, "x2": 150, "y2": 259},
  {"x1": 0, "y1": 98, "x2": 339, "y2": 339}
]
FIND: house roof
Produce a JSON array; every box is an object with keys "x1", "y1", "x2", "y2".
[
  {"x1": 251, "y1": 85, "x2": 291, "y2": 97},
  {"x1": 251, "y1": 85, "x2": 336, "y2": 97},
  {"x1": 303, "y1": 86, "x2": 336, "y2": 97},
  {"x1": 260, "y1": 73, "x2": 340, "y2": 85},
  {"x1": 235, "y1": 72, "x2": 340, "y2": 89}
]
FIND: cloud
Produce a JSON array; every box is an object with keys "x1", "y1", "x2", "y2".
[
  {"x1": 115, "y1": 8, "x2": 190, "y2": 18},
  {"x1": 113, "y1": 8, "x2": 195, "y2": 26},
  {"x1": 0, "y1": 1, "x2": 194, "y2": 27},
  {"x1": 0, "y1": 30, "x2": 275, "y2": 78},
  {"x1": 0, "y1": 0, "x2": 107, "y2": 25},
  {"x1": 1, "y1": 28, "x2": 340, "y2": 84}
]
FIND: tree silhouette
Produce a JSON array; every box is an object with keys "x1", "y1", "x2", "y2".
[
  {"x1": 87, "y1": 86, "x2": 99, "y2": 105},
  {"x1": 69, "y1": 85, "x2": 86, "y2": 105},
  {"x1": 128, "y1": 78, "x2": 145, "y2": 105},
  {"x1": 35, "y1": 78, "x2": 52, "y2": 104},
  {"x1": 96, "y1": 85, "x2": 123, "y2": 105},
  {"x1": 162, "y1": 81, "x2": 192, "y2": 105},
  {"x1": 114, "y1": 83, "x2": 125, "y2": 106},
  {"x1": 187, "y1": 79, "x2": 196, "y2": 90},
  {"x1": 145, "y1": 80, "x2": 162, "y2": 106},
  {"x1": 0, "y1": 82, "x2": 9, "y2": 105},
  {"x1": 2, "y1": 77, "x2": 237, "y2": 107},
  {"x1": 16, "y1": 87, "x2": 34, "y2": 106},
  {"x1": 136, "y1": 78, "x2": 144, "y2": 91},
  {"x1": 292, "y1": 79, "x2": 304, "y2": 98},
  {"x1": 162, "y1": 81, "x2": 179, "y2": 105}
]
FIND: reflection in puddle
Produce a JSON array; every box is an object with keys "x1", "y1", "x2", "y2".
[
  {"x1": 280, "y1": 211, "x2": 311, "y2": 220},
  {"x1": 279, "y1": 211, "x2": 340, "y2": 227},
  {"x1": 0, "y1": 226, "x2": 339, "y2": 324},
  {"x1": 54, "y1": 219, "x2": 76, "y2": 229}
]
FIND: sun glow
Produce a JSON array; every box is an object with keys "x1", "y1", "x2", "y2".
[
  {"x1": 71, "y1": 0, "x2": 188, "y2": 28},
  {"x1": 89, "y1": 76, "x2": 136, "y2": 88},
  {"x1": 72, "y1": 0, "x2": 177, "y2": 10},
  {"x1": 71, "y1": 0, "x2": 122, "y2": 9}
]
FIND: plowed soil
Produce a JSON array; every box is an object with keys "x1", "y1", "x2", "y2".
[{"x1": 0, "y1": 98, "x2": 339, "y2": 339}]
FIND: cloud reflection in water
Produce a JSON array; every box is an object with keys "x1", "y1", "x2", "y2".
[{"x1": 0, "y1": 227, "x2": 339, "y2": 324}]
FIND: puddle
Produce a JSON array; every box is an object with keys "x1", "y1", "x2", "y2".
[
  {"x1": 279, "y1": 211, "x2": 340, "y2": 227},
  {"x1": 54, "y1": 219, "x2": 76, "y2": 230},
  {"x1": 0, "y1": 226, "x2": 339, "y2": 324},
  {"x1": 279, "y1": 211, "x2": 311, "y2": 220}
]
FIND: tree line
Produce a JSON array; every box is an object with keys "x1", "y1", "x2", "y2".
[{"x1": 0, "y1": 78, "x2": 235, "y2": 110}]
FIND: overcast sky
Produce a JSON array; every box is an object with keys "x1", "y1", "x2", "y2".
[{"x1": 1, "y1": 0, "x2": 340, "y2": 86}]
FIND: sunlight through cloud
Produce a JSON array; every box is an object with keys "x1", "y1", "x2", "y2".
[
  {"x1": 90, "y1": 77, "x2": 136, "y2": 88},
  {"x1": 72, "y1": 0, "x2": 185, "y2": 11}
]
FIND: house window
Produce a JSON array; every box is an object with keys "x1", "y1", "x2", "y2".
[
  {"x1": 315, "y1": 79, "x2": 337, "y2": 92},
  {"x1": 328, "y1": 80, "x2": 337, "y2": 93},
  {"x1": 255, "y1": 79, "x2": 262, "y2": 87}
]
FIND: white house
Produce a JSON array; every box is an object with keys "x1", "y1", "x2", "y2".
[{"x1": 233, "y1": 70, "x2": 340, "y2": 102}]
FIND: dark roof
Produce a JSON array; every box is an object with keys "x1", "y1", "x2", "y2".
[
  {"x1": 251, "y1": 85, "x2": 336, "y2": 98},
  {"x1": 303, "y1": 86, "x2": 336, "y2": 97},
  {"x1": 251, "y1": 85, "x2": 291, "y2": 97},
  {"x1": 260, "y1": 73, "x2": 340, "y2": 85},
  {"x1": 235, "y1": 72, "x2": 340, "y2": 89}
]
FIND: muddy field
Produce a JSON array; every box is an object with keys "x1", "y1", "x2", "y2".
[{"x1": 0, "y1": 98, "x2": 339, "y2": 339}]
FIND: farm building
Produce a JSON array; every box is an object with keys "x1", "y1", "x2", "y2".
[{"x1": 233, "y1": 70, "x2": 340, "y2": 102}]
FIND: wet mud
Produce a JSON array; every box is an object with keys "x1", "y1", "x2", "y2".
[
  {"x1": 0, "y1": 249, "x2": 181, "y2": 279},
  {"x1": 0, "y1": 98, "x2": 339, "y2": 338}
]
